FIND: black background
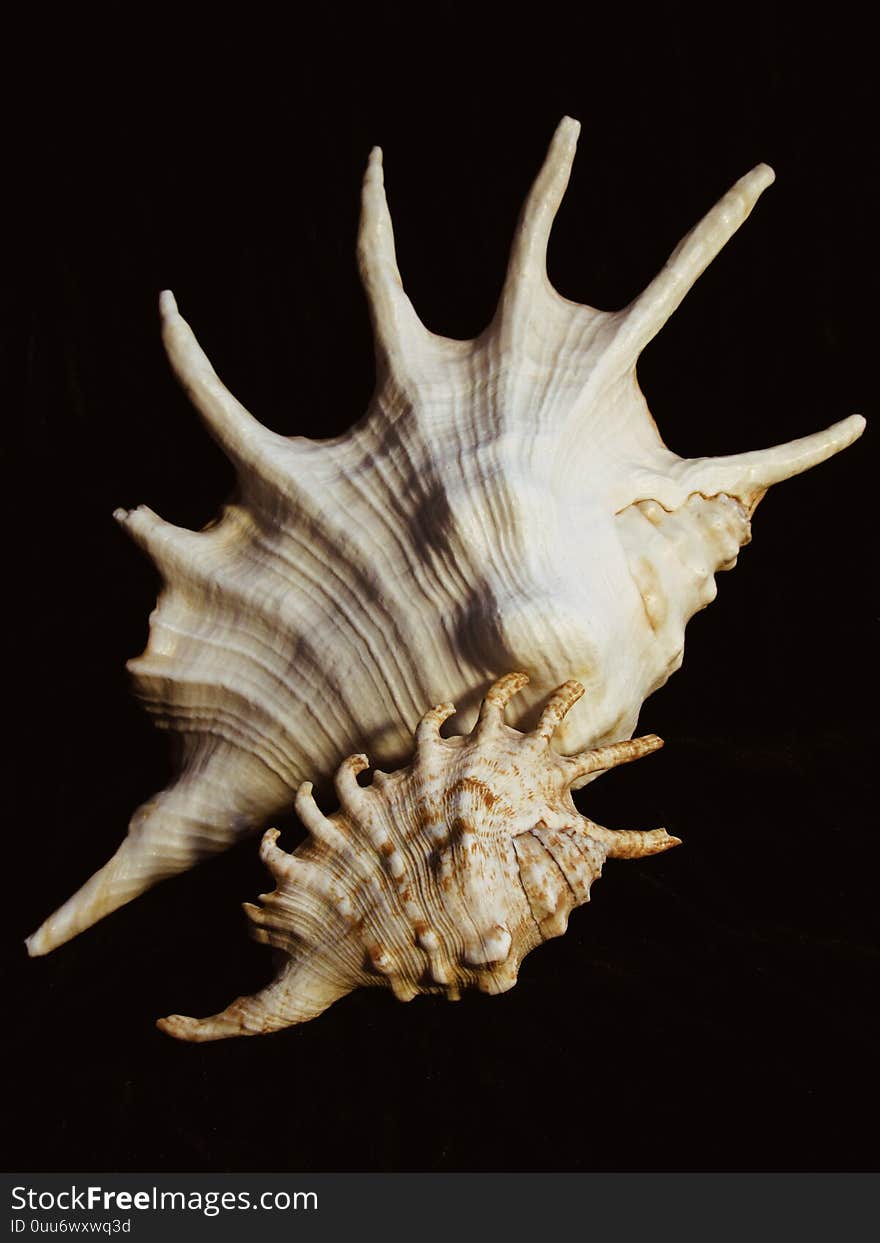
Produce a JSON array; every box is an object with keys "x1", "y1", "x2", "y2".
[{"x1": 4, "y1": 4, "x2": 877, "y2": 1173}]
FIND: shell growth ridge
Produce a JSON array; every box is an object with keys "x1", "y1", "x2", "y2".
[
  {"x1": 158, "y1": 674, "x2": 678, "y2": 1040},
  {"x1": 25, "y1": 116, "x2": 865, "y2": 959}
]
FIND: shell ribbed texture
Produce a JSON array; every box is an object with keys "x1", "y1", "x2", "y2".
[
  {"x1": 158, "y1": 674, "x2": 678, "y2": 1040},
  {"x1": 26, "y1": 117, "x2": 864, "y2": 958}
]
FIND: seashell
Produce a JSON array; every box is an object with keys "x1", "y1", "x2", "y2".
[
  {"x1": 25, "y1": 116, "x2": 864, "y2": 958},
  {"x1": 158, "y1": 673, "x2": 679, "y2": 1040}
]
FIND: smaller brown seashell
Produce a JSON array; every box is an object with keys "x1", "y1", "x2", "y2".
[{"x1": 158, "y1": 673, "x2": 678, "y2": 1041}]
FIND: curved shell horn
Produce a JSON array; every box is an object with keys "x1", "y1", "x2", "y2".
[{"x1": 673, "y1": 414, "x2": 866, "y2": 512}]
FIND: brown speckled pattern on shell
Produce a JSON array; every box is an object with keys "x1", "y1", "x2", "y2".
[{"x1": 157, "y1": 674, "x2": 679, "y2": 1040}]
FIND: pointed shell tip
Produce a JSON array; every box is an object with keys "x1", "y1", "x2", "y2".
[{"x1": 156, "y1": 1014, "x2": 202, "y2": 1041}]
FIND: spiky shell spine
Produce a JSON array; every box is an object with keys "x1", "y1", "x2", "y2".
[{"x1": 157, "y1": 674, "x2": 677, "y2": 1040}]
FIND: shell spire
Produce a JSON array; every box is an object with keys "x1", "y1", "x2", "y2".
[
  {"x1": 26, "y1": 118, "x2": 864, "y2": 961},
  {"x1": 158, "y1": 675, "x2": 678, "y2": 1041}
]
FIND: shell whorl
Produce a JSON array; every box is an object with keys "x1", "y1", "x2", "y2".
[
  {"x1": 25, "y1": 116, "x2": 864, "y2": 959},
  {"x1": 158, "y1": 674, "x2": 678, "y2": 1041}
]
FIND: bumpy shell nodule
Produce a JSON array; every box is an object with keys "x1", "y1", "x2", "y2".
[
  {"x1": 158, "y1": 674, "x2": 678, "y2": 1041},
  {"x1": 26, "y1": 116, "x2": 864, "y2": 958}
]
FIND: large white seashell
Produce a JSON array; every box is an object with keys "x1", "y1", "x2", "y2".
[
  {"x1": 26, "y1": 116, "x2": 864, "y2": 958},
  {"x1": 158, "y1": 673, "x2": 679, "y2": 1040}
]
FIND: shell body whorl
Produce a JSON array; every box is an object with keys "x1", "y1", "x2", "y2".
[{"x1": 158, "y1": 674, "x2": 678, "y2": 1041}]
